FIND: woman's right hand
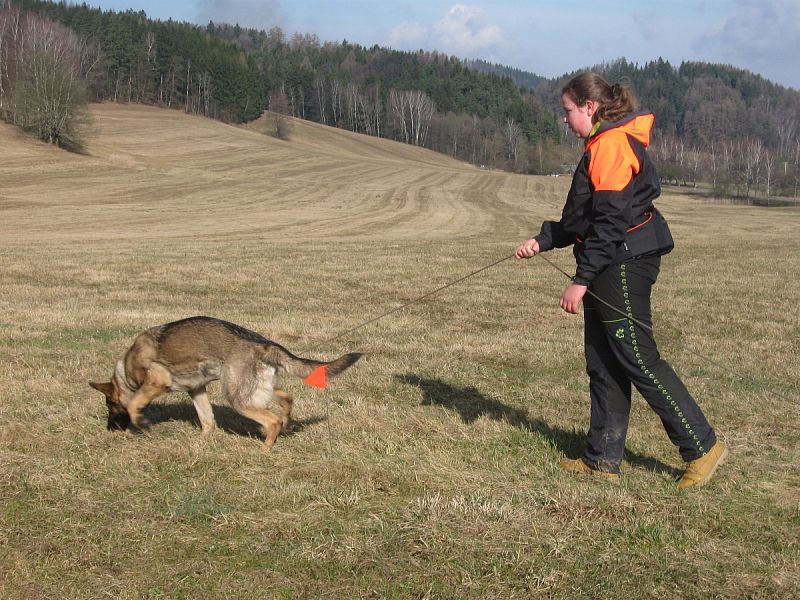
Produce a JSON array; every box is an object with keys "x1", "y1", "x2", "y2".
[{"x1": 514, "y1": 238, "x2": 540, "y2": 259}]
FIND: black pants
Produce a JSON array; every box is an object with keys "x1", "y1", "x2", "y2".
[{"x1": 582, "y1": 256, "x2": 716, "y2": 472}]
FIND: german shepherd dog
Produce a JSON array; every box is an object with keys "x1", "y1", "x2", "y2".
[{"x1": 89, "y1": 316, "x2": 361, "y2": 449}]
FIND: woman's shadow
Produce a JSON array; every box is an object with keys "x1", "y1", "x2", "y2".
[{"x1": 396, "y1": 373, "x2": 680, "y2": 477}]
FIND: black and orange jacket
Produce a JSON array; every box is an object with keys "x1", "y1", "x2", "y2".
[{"x1": 535, "y1": 111, "x2": 673, "y2": 285}]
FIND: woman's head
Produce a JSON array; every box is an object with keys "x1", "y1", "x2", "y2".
[{"x1": 561, "y1": 72, "x2": 636, "y2": 138}]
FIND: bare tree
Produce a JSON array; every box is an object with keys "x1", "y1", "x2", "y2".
[
  {"x1": 344, "y1": 81, "x2": 359, "y2": 131},
  {"x1": 738, "y1": 138, "x2": 764, "y2": 198},
  {"x1": 503, "y1": 118, "x2": 523, "y2": 169},
  {"x1": 763, "y1": 147, "x2": 774, "y2": 203},
  {"x1": 268, "y1": 90, "x2": 292, "y2": 140},
  {"x1": 794, "y1": 138, "x2": 800, "y2": 197},
  {"x1": 185, "y1": 58, "x2": 191, "y2": 112},
  {"x1": 388, "y1": 88, "x2": 409, "y2": 143},
  {"x1": 160, "y1": 55, "x2": 183, "y2": 107},
  {"x1": 137, "y1": 30, "x2": 156, "y2": 102},
  {"x1": 358, "y1": 83, "x2": 381, "y2": 137},
  {"x1": 388, "y1": 89, "x2": 435, "y2": 147},
  {"x1": 264, "y1": 26, "x2": 284, "y2": 50},
  {"x1": 411, "y1": 90, "x2": 435, "y2": 147},
  {"x1": 198, "y1": 71, "x2": 213, "y2": 117},
  {"x1": 329, "y1": 78, "x2": 342, "y2": 126},
  {"x1": 8, "y1": 12, "x2": 93, "y2": 149},
  {"x1": 466, "y1": 114, "x2": 485, "y2": 165},
  {"x1": 0, "y1": 3, "x2": 22, "y2": 115},
  {"x1": 707, "y1": 140, "x2": 718, "y2": 190},
  {"x1": 776, "y1": 111, "x2": 796, "y2": 160},
  {"x1": 314, "y1": 76, "x2": 326, "y2": 124},
  {"x1": 686, "y1": 146, "x2": 701, "y2": 187}
]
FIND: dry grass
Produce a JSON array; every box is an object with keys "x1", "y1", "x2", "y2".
[{"x1": 0, "y1": 104, "x2": 798, "y2": 599}]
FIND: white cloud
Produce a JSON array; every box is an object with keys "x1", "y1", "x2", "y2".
[
  {"x1": 695, "y1": 0, "x2": 800, "y2": 84},
  {"x1": 388, "y1": 21, "x2": 430, "y2": 50},
  {"x1": 433, "y1": 5, "x2": 503, "y2": 56},
  {"x1": 388, "y1": 4, "x2": 503, "y2": 57}
]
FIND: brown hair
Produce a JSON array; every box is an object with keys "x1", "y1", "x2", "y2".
[{"x1": 562, "y1": 72, "x2": 636, "y2": 123}]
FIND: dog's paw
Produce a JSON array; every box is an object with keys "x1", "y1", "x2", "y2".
[
  {"x1": 200, "y1": 423, "x2": 217, "y2": 436},
  {"x1": 131, "y1": 416, "x2": 152, "y2": 433},
  {"x1": 107, "y1": 413, "x2": 131, "y2": 432}
]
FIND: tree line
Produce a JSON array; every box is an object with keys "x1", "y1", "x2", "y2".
[
  {"x1": 3, "y1": 1, "x2": 800, "y2": 200},
  {"x1": 2, "y1": 0, "x2": 563, "y2": 168},
  {"x1": 533, "y1": 58, "x2": 800, "y2": 201}
]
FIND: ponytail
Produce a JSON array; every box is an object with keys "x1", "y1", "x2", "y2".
[{"x1": 562, "y1": 73, "x2": 637, "y2": 123}]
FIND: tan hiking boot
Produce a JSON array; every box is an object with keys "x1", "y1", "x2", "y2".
[
  {"x1": 678, "y1": 441, "x2": 729, "y2": 490},
  {"x1": 559, "y1": 457, "x2": 620, "y2": 481}
]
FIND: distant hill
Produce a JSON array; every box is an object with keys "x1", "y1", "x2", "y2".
[
  {"x1": 536, "y1": 58, "x2": 800, "y2": 147},
  {"x1": 464, "y1": 59, "x2": 547, "y2": 91}
]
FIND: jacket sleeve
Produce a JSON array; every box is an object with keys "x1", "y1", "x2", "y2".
[
  {"x1": 573, "y1": 133, "x2": 638, "y2": 285},
  {"x1": 534, "y1": 220, "x2": 574, "y2": 252}
]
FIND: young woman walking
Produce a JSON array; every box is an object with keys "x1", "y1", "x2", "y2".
[{"x1": 515, "y1": 72, "x2": 727, "y2": 489}]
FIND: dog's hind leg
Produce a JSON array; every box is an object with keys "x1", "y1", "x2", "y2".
[
  {"x1": 273, "y1": 389, "x2": 294, "y2": 432},
  {"x1": 222, "y1": 362, "x2": 284, "y2": 449},
  {"x1": 189, "y1": 386, "x2": 216, "y2": 434},
  {"x1": 125, "y1": 363, "x2": 171, "y2": 430},
  {"x1": 235, "y1": 406, "x2": 284, "y2": 449}
]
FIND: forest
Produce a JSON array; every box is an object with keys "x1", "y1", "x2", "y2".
[{"x1": 2, "y1": 0, "x2": 799, "y2": 201}]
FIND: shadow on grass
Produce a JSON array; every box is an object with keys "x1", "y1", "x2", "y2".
[
  {"x1": 396, "y1": 373, "x2": 680, "y2": 478},
  {"x1": 142, "y1": 401, "x2": 325, "y2": 440}
]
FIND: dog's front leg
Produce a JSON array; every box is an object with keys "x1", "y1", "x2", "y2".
[
  {"x1": 189, "y1": 387, "x2": 217, "y2": 434},
  {"x1": 125, "y1": 364, "x2": 171, "y2": 430}
]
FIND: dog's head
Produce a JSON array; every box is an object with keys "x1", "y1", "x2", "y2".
[{"x1": 89, "y1": 366, "x2": 131, "y2": 431}]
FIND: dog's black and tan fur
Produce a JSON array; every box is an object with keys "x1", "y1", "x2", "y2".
[{"x1": 89, "y1": 316, "x2": 361, "y2": 449}]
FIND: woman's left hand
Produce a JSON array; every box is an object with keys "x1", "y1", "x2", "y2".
[{"x1": 560, "y1": 283, "x2": 588, "y2": 314}]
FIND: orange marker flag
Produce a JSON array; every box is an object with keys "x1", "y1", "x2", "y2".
[{"x1": 304, "y1": 364, "x2": 329, "y2": 388}]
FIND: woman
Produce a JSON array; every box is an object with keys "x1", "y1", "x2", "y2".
[{"x1": 515, "y1": 72, "x2": 726, "y2": 489}]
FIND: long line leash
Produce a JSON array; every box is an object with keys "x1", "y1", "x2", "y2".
[
  {"x1": 305, "y1": 250, "x2": 795, "y2": 405},
  {"x1": 301, "y1": 253, "x2": 516, "y2": 354},
  {"x1": 304, "y1": 253, "x2": 515, "y2": 452},
  {"x1": 304, "y1": 248, "x2": 794, "y2": 456}
]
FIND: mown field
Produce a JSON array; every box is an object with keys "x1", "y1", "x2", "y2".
[{"x1": 1, "y1": 104, "x2": 798, "y2": 599}]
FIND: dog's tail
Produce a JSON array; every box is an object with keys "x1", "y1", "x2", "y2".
[{"x1": 264, "y1": 344, "x2": 362, "y2": 381}]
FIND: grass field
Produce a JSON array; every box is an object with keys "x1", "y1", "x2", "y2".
[{"x1": 1, "y1": 104, "x2": 798, "y2": 599}]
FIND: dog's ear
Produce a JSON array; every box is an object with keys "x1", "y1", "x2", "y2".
[{"x1": 89, "y1": 381, "x2": 114, "y2": 397}]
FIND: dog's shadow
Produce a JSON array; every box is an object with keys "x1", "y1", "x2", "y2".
[
  {"x1": 143, "y1": 402, "x2": 324, "y2": 440},
  {"x1": 396, "y1": 373, "x2": 680, "y2": 477}
]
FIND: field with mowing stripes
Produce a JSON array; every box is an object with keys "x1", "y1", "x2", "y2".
[{"x1": 1, "y1": 104, "x2": 798, "y2": 598}]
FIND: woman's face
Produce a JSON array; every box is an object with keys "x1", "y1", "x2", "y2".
[{"x1": 561, "y1": 93, "x2": 595, "y2": 139}]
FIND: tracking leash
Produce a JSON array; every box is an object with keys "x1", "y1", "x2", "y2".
[
  {"x1": 301, "y1": 253, "x2": 516, "y2": 354},
  {"x1": 298, "y1": 247, "x2": 793, "y2": 467},
  {"x1": 305, "y1": 250, "x2": 795, "y2": 406},
  {"x1": 302, "y1": 253, "x2": 514, "y2": 450},
  {"x1": 535, "y1": 252, "x2": 730, "y2": 366}
]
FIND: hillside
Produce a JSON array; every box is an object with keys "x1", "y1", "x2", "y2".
[
  {"x1": 0, "y1": 103, "x2": 552, "y2": 244},
  {"x1": 3, "y1": 102, "x2": 794, "y2": 246}
]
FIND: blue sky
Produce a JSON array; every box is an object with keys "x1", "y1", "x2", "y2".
[{"x1": 83, "y1": 0, "x2": 799, "y2": 90}]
